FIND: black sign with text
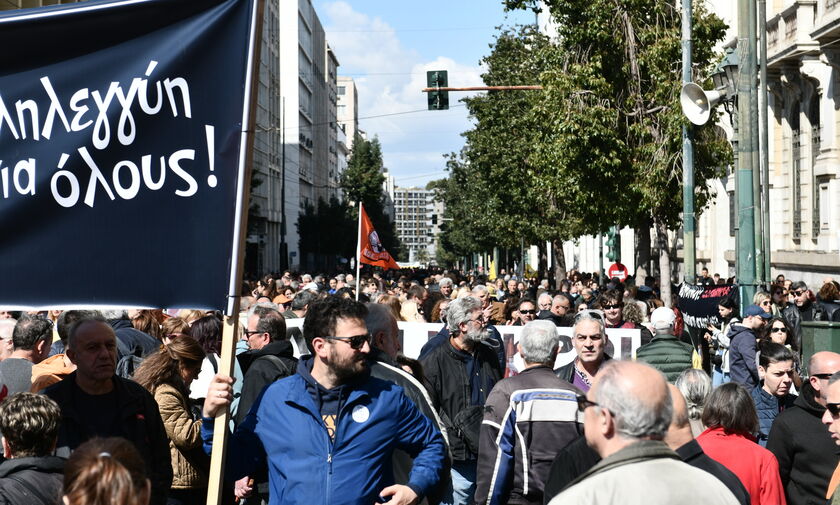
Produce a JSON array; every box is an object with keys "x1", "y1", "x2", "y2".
[{"x1": 0, "y1": 0, "x2": 257, "y2": 310}]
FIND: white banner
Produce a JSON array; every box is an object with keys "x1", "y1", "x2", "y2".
[{"x1": 285, "y1": 319, "x2": 640, "y2": 374}]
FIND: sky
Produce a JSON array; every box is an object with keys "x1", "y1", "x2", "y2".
[{"x1": 312, "y1": 1, "x2": 537, "y2": 188}]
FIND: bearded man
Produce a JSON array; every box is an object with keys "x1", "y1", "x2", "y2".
[{"x1": 421, "y1": 296, "x2": 504, "y2": 505}]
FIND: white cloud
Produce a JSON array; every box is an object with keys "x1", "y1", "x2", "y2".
[{"x1": 321, "y1": 2, "x2": 486, "y2": 180}]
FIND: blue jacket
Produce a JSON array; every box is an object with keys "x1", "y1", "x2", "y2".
[
  {"x1": 201, "y1": 356, "x2": 446, "y2": 505},
  {"x1": 751, "y1": 386, "x2": 796, "y2": 447},
  {"x1": 727, "y1": 324, "x2": 759, "y2": 389}
]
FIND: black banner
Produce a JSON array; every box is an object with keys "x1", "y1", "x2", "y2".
[
  {"x1": 0, "y1": 0, "x2": 257, "y2": 310},
  {"x1": 678, "y1": 283, "x2": 737, "y2": 329}
]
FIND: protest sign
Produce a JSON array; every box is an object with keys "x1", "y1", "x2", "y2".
[
  {"x1": 678, "y1": 283, "x2": 737, "y2": 329},
  {"x1": 0, "y1": 0, "x2": 258, "y2": 312}
]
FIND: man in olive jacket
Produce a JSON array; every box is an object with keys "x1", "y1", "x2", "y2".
[{"x1": 635, "y1": 307, "x2": 696, "y2": 383}]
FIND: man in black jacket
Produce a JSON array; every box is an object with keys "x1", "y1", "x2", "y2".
[
  {"x1": 767, "y1": 351, "x2": 840, "y2": 505},
  {"x1": 44, "y1": 315, "x2": 171, "y2": 505},
  {"x1": 554, "y1": 313, "x2": 611, "y2": 392},
  {"x1": 234, "y1": 302, "x2": 297, "y2": 504},
  {"x1": 0, "y1": 393, "x2": 64, "y2": 505},
  {"x1": 421, "y1": 296, "x2": 503, "y2": 505}
]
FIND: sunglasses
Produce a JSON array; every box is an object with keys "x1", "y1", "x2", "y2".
[
  {"x1": 770, "y1": 327, "x2": 787, "y2": 333},
  {"x1": 576, "y1": 394, "x2": 599, "y2": 412},
  {"x1": 519, "y1": 309, "x2": 536, "y2": 315},
  {"x1": 827, "y1": 402, "x2": 840, "y2": 416},
  {"x1": 602, "y1": 304, "x2": 623, "y2": 310},
  {"x1": 324, "y1": 334, "x2": 371, "y2": 350},
  {"x1": 812, "y1": 373, "x2": 834, "y2": 380},
  {"x1": 794, "y1": 290, "x2": 806, "y2": 296}
]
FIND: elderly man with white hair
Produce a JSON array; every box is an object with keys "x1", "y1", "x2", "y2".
[
  {"x1": 634, "y1": 306, "x2": 697, "y2": 383},
  {"x1": 475, "y1": 320, "x2": 582, "y2": 505},
  {"x1": 548, "y1": 361, "x2": 740, "y2": 505}
]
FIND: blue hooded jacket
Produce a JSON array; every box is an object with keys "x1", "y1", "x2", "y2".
[
  {"x1": 201, "y1": 356, "x2": 446, "y2": 505},
  {"x1": 727, "y1": 324, "x2": 759, "y2": 389}
]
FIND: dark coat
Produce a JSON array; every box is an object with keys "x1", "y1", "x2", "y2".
[
  {"x1": 234, "y1": 340, "x2": 297, "y2": 426},
  {"x1": 727, "y1": 324, "x2": 759, "y2": 389},
  {"x1": 0, "y1": 456, "x2": 64, "y2": 505},
  {"x1": 419, "y1": 326, "x2": 506, "y2": 372},
  {"x1": 420, "y1": 339, "x2": 503, "y2": 461},
  {"x1": 553, "y1": 355, "x2": 612, "y2": 384},
  {"x1": 767, "y1": 381, "x2": 840, "y2": 505},
  {"x1": 675, "y1": 439, "x2": 751, "y2": 505},
  {"x1": 634, "y1": 333, "x2": 694, "y2": 382},
  {"x1": 542, "y1": 437, "x2": 599, "y2": 504},
  {"x1": 109, "y1": 318, "x2": 160, "y2": 358},
  {"x1": 44, "y1": 372, "x2": 172, "y2": 505},
  {"x1": 750, "y1": 385, "x2": 796, "y2": 447}
]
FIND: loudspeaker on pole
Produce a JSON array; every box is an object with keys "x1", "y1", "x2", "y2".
[{"x1": 680, "y1": 82, "x2": 724, "y2": 125}]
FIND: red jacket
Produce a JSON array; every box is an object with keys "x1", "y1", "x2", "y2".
[{"x1": 697, "y1": 427, "x2": 786, "y2": 505}]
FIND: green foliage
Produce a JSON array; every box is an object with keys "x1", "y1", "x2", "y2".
[
  {"x1": 435, "y1": 1, "x2": 732, "y2": 265},
  {"x1": 297, "y1": 196, "x2": 356, "y2": 259}
]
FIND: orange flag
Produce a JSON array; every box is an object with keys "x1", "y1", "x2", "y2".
[{"x1": 358, "y1": 204, "x2": 400, "y2": 270}]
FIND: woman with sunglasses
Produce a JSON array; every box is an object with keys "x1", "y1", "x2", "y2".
[
  {"x1": 762, "y1": 316, "x2": 803, "y2": 390},
  {"x1": 706, "y1": 298, "x2": 739, "y2": 387}
]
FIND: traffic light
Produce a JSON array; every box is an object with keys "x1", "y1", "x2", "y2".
[
  {"x1": 427, "y1": 70, "x2": 449, "y2": 110},
  {"x1": 606, "y1": 226, "x2": 621, "y2": 263}
]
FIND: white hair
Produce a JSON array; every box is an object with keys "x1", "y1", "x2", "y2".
[
  {"x1": 595, "y1": 362, "x2": 673, "y2": 440},
  {"x1": 0, "y1": 319, "x2": 16, "y2": 340},
  {"x1": 519, "y1": 321, "x2": 560, "y2": 364},
  {"x1": 446, "y1": 297, "x2": 482, "y2": 334}
]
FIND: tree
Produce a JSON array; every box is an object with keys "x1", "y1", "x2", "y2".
[
  {"x1": 438, "y1": 1, "x2": 729, "y2": 301},
  {"x1": 297, "y1": 195, "x2": 356, "y2": 270},
  {"x1": 340, "y1": 134, "x2": 402, "y2": 258}
]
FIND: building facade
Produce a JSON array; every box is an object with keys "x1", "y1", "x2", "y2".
[
  {"x1": 393, "y1": 187, "x2": 438, "y2": 264},
  {"x1": 337, "y1": 76, "x2": 361, "y2": 153}
]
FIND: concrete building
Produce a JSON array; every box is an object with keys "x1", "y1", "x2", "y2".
[
  {"x1": 278, "y1": 0, "x2": 341, "y2": 271},
  {"x1": 393, "y1": 187, "x2": 438, "y2": 264},
  {"x1": 337, "y1": 76, "x2": 361, "y2": 152}
]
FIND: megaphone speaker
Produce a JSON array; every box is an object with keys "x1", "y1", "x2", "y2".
[{"x1": 680, "y1": 82, "x2": 724, "y2": 125}]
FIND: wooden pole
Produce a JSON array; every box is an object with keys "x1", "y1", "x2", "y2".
[
  {"x1": 421, "y1": 85, "x2": 542, "y2": 92},
  {"x1": 206, "y1": 0, "x2": 265, "y2": 502},
  {"x1": 355, "y1": 201, "x2": 362, "y2": 301}
]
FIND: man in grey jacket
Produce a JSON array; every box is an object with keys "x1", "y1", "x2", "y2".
[{"x1": 548, "y1": 361, "x2": 740, "y2": 505}]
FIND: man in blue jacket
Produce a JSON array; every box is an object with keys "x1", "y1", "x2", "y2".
[
  {"x1": 202, "y1": 296, "x2": 446, "y2": 505},
  {"x1": 728, "y1": 305, "x2": 770, "y2": 390}
]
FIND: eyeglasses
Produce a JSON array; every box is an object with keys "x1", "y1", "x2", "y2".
[
  {"x1": 470, "y1": 314, "x2": 486, "y2": 323},
  {"x1": 602, "y1": 304, "x2": 623, "y2": 310},
  {"x1": 812, "y1": 373, "x2": 834, "y2": 380},
  {"x1": 243, "y1": 330, "x2": 264, "y2": 338},
  {"x1": 519, "y1": 309, "x2": 536, "y2": 315},
  {"x1": 794, "y1": 290, "x2": 806, "y2": 297},
  {"x1": 575, "y1": 394, "x2": 599, "y2": 412},
  {"x1": 827, "y1": 402, "x2": 840, "y2": 416},
  {"x1": 324, "y1": 334, "x2": 371, "y2": 350},
  {"x1": 770, "y1": 327, "x2": 787, "y2": 333}
]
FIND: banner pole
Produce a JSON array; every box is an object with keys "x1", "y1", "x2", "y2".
[
  {"x1": 356, "y1": 201, "x2": 363, "y2": 300},
  {"x1": 207, "y1": 0, "x2": 265, "y2": 503}
]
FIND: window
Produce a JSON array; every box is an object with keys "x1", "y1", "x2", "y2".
[
  {"x1": 792, "y1": 104, "x2": 801, "y2": 241},
  {"x1": 809, "y1": 94, "x2": 820, "y2": 240},
  {"x1": 338, "y1": 86, "x2": 346, "y2": 95}
]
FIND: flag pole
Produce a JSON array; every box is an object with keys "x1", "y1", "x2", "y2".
[{"x1": 356, "y1": 201, "x2": 362, "y2": 301}]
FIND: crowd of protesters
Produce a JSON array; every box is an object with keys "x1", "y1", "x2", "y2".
[{"x1": 0, "y1": 268, "x2": 839, "y2": 504}]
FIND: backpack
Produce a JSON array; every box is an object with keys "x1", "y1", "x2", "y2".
[{"x1": 116, "y1": 347, "x2": 144, "y2": 379}]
